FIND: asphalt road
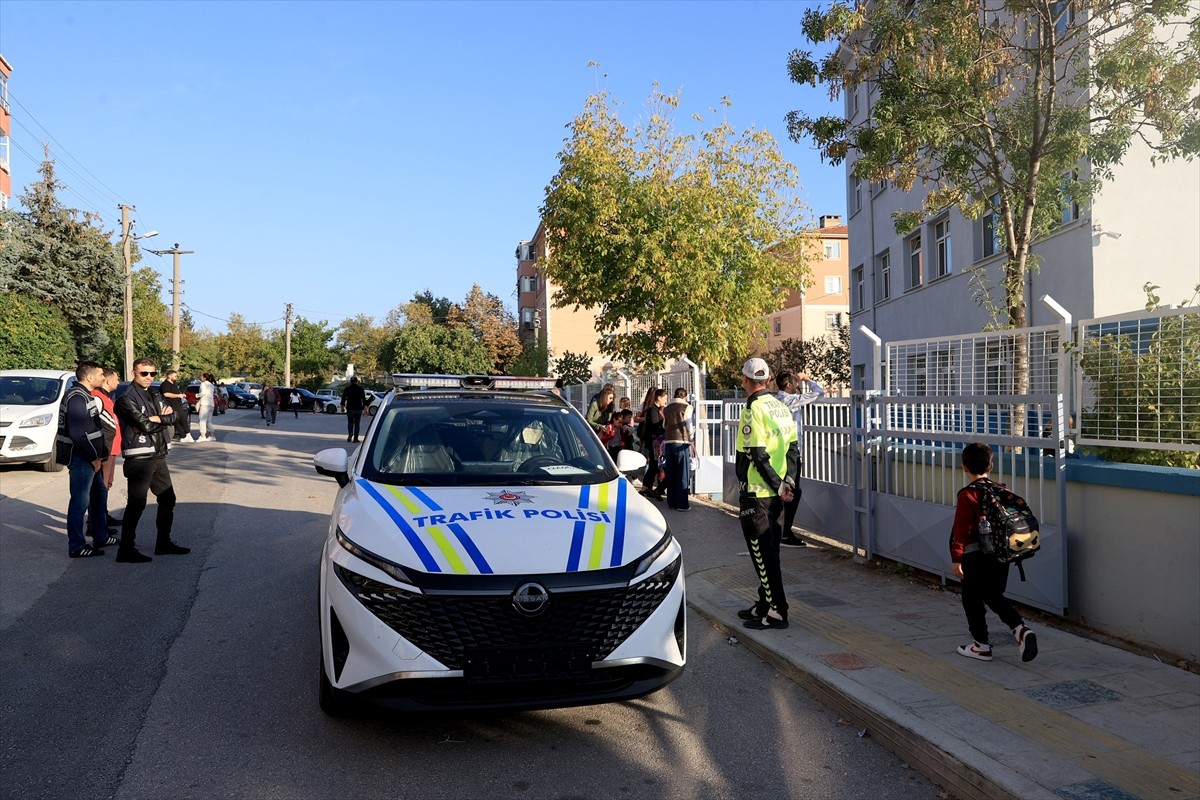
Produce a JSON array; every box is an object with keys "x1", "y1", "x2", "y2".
[{"x1": 0, "y1": 408, "x2": 946, "y2": 800}]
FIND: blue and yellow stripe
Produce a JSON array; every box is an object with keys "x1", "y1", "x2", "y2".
[
  {"x1": 357, "y1": 480, "x2": 491, "y2": 574},
  {"x1": 567, "y1": 479, "x2": 629, "y2": 572}
]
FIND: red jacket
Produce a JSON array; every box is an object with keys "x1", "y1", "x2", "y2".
[
  {"x1": 92, "y1": 388, "x2": 121, "y2": 458},
  {"x1": 950, "y1": 482, "x2": 987, "y2": 563}
]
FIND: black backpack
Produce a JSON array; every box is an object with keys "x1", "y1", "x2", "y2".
[{"x1": 970, "y1": 479, "x2": 1041, "y2": 581}]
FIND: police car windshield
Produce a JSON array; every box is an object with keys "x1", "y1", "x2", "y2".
[{"x1": 361, "y1": 396, "x2": 618, "y2": 487}]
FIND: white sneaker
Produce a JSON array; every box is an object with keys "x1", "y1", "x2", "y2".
[
  {"x1": 956, "y1": 642, "x2": 993, "y2": 661},
  {"x1": 206, "y1": 436, "x2": 217, "y2": 442},
  {"x1": 1013, "y1": 624, "x2": 1038, "y2": 662}
]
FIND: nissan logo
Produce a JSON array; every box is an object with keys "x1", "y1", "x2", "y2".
[{"x1": 512, "y1": 582, "x2": 550, "y2": 616}]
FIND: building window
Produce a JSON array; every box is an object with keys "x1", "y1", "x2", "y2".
[
  {"x1": 825, "y1": 312, "x2": 842, "y2": 330},
  {"x1": 1061, "y1": 171, "x2": 1080, "y2": 225},
  {"x1": 853, "y1": 364, "x2": 866, "y2": 391},
  {"x1": 877, "y1": 249, "x2": 891, "y2": 301},
  {"x1": 846, "y1": 86, "x2": 858, "y2": 118},
  {"x1": 933, "y1": 349, "x2": 957, "y2": 395},
  {"x1": 933, "y1": 218, "x2": 952, "y2": 277},
  {"x1": 981, "y1": 194, "x2": 1000, "y2": 258},
  {"x1": 520, "y1": 307, "x2": 535, "y2": 330},
  {"x1": 519, "y1": 275, "x2": 538, "y2": 294},
  {"x1": 906, "y1": 233, "x2": 922, "y2": 290},
  {"x1": 852, "y1": 265, "x2": 864, "y2": 311},
  {"x1": 851, "y1": 174, "x2": 862, "y2": 214},
  {"x1": 823, "y1": 241, "x2": 841, "y2": 260},
  {"x1": 773, "y1": 317, "x2": 782, "y2": 336},
  {"x1": 824, "y1": 276, "x2": 842, "y2": 294}
]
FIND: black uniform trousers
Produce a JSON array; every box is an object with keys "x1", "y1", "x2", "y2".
[
  {"x1": 739, "y1": 493, "x2": 788, "y2": 619},
  {"x1": 121, "y1": 457, "x2": 177, "y2": 551}
]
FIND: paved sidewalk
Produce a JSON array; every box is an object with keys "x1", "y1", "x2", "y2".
[{"x1": 686, "y1": 508, "x2": 1200, "y2": 800}]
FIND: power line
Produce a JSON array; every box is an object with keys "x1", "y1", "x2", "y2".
[
  {"x1": 181, "y1": 302, "x2": 284, "y2": 328},
  {"x1": 7, "y1": 138, "x2": 113, "y2": 224},
  {"x1": 9, "y1": 117, "x2": 120, "y2": 218},
  {"x1": 7, "y1": 89, "x2": 127, "y2": 205}
]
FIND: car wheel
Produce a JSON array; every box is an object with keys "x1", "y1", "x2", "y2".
[
  {"x1": 319, "y1": 653, "x2": 351, "y2": 717},
  {"x1": 39, "y1": 454, "x2": 65, "y2": 473}
]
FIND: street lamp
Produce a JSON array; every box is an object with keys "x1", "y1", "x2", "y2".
[{"x1": 120, "y1": 207, "x2": 159, "y2": 380}]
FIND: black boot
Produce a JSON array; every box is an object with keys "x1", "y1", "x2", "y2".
[{"x1": 154, "y1": 541, "x2": 191, "y2": 555}]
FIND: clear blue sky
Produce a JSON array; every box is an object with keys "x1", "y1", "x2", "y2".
[{"x1": 1, "y1": 0, "x2": 841, "y2": 334}]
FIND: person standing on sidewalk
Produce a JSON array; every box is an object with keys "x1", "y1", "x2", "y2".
[
  {"x1": 159, "y1": 369, "x2": 192, "y2": 443},
  {"x1": 638, "y1": 389, "x2": 668, "y2": 499},
  {"x1": 341, "y1": 377, "x2": 367, "y2": 442},
  {"x1": 735, "y1": 358, "x2": 799, "y2": 631},
  {"x1": 950, "y1": 443, "x2": 1038, "y2": 663},
  {"x1": 661, "y1": 387, "x2": 694, "y2": 511},
  {"x1": 114, "y1": 358, "x2": 189, "y2": 563},
  {"x1": 57, "y1": 361, "x2": 109, "y2": 559},
  {"x1": 87, "y1": 367, "x2": 123, "y2": 550},
  {"x1": 773, "y1": 370, "x2": 825, "y2": 548}
]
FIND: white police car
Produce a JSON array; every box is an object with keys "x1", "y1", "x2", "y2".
[{"x1": 312, "y1": 374, "x2": 685, "y2": 714}]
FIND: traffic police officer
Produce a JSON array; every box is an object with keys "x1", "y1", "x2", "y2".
[{"x1": 735, "y1": 358, "x2": 800, "y2": 630}]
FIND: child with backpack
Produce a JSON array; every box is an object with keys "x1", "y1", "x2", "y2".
[{"x1": 950, "y1": 443, "x2": 1038, "y2": 663}]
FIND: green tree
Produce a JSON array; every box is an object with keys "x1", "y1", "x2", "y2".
[
  {"x1": 553, "y1": 351, "x2": 594, "y2": 387},
  {"x1": 768, "y1": 326, "x2": 851, "y2": 390},
  {"x1": 0, "y1": 155, "x2": 124, "y2": 357},
  {"x1": 218, "y1": 313, "x2": 272, "y2": 379},
  {"x1": 787, "y1": 0, "x2": 1200, "y2": 332},
  {"x1": 181, "y1": 328, "x2": 222, "y2": 379},
  {"x1": 0, "y1": 293, "x2": 76, "y2": 369},
  {"x1": 540, "y1": 84, "x2": 813, "y2": 369},
  {"x1": 510, "y1": 338, "x2": 551, "y2": 378},
  {"x1": 380, "y1": 323, "x2": 491, "y2": 375},
  {"x1": 97, "y1": 265, "x2": 172, "y2": 370},
  {"x1": 449, "y1": 285, "x2": 523, "y2": 374},
  {"x1": 288, "y1": 317, "x2": 339, "y2": 388},
  {"x1": 335, "y1": 313, "x2": 391, "y2": 382}
]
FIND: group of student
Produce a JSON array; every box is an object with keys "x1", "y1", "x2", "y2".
[{"x1": 585, "y1": 384, "x2": 696, "y2": 512}]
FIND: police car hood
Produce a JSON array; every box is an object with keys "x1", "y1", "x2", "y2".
[{"x1": 340, "y1": 478, "x2": 664, "y2": 576}]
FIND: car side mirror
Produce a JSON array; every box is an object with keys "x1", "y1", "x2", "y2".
[
  {"x1": 614, "y1": 449, "x2": 647, "y2": 476},
  {"x1": 314, "y1": 447, "x2": 351, "y2": 487}
]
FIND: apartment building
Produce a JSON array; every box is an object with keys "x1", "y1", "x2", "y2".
[
  {"x1": 844, "y1": 74, "x2": 1199, "y2": 393},
  {"x1": 762, "y1": 215, "x2": 850, "y2": 351},
  {"x1": 515, "y1": 221, "x2": 608, "y2": 375},
  {"x1": 0, "y1": 54, "x2": 12, "y2": 210}
]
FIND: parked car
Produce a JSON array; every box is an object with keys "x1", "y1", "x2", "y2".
[
  {"x1": 0, "y1": 369, "x2": 75, "y2": 472},
  {"x1": 225, "y1": 385, "x2": 259, "y2": 408},
  {"x1": 311, "y1": 373, "x2": 679, "y2": 715},
  {"x1": 363, "y1": 390, "x2": 389, "y2": 416},
  {"x1": 268, "y1": 387, "x2": 321, "y2": 412},
  {"x1": 185, "y1": 383, "x2": 229, "y2": 415},
  {"x1": 234, "y1": 381, "x2": 263, "y2": 399},
  {"x1": 314, "y1": 388, "x2": 342, "y2": 414}
]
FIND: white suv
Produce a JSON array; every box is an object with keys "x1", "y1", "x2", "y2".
[{"x1": 0, "y1": 369, "x2": 75, "y2": 472}]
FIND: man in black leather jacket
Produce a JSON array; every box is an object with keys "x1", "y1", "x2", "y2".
[{"x1": 114, "y1": 358, "x2": 189, "y2": 563}]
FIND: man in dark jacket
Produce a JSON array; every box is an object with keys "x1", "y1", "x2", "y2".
[
  {"x1": 58, "y1": 361, "x2": 109, "y2": 558},
  {"x1": 341, "y1": 377, "x2": 368, "y2": 443},
  {"x1": 114, "y1": 358, "x2": 188, "y2": 563}
]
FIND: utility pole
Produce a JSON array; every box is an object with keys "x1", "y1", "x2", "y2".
[
  {"x1": 120, "y1": 204, "x2": 135, "y2": 380},
  {"x1": 146, "y1": 244, "x2": 194, "y2": 373},
  {"x1": 284, "y1": 303, "x2": 293, "y2": 387}
]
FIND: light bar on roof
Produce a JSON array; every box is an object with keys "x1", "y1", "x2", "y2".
[{"x1": 390, "y1": 374, "x2": 558, "y2": 391}]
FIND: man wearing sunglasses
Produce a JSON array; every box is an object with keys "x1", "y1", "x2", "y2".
[{"x1": 114, "y1": 358, "x2": 189, "y2": 563}]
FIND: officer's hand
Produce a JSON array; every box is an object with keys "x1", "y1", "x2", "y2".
[
  {"x1": 780, "y1": 483, "x2": 794, "y2": 502},
  {"x1": 952, "y1": 563, "x2": 963, "y2": 580}
]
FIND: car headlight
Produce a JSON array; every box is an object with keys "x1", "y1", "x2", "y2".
[
  {"x1": 335, "y1": 527, "x2": 414, "y2": 586},
  {"x1": 632, "y1": 528, "x2": 675, "y2": 578},
  {"x1": 19, "y1": 414, "x2": 54, "y2": 428}
]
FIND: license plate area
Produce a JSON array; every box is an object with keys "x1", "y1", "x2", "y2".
[{"x1": 462, "y1": 644, "x2": 593, "y2": 683}]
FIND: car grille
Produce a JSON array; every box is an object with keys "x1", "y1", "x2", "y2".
[{"x1": 334, "y1": 558, "x2": 680, "y2": 671}]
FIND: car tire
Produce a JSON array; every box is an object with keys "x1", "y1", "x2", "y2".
[
  {"x1": 39, "y1": 454, "x2": 65, "y2": 473},
  {"x1": 319, "y1": 653, "x2": 351, "y2": 717}
]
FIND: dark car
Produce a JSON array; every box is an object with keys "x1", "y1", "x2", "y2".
[
  {"x1": 269, "y1": 387, "x2": 321, "y2": 412},
  {"x1": 225, "y1": 385, "x2": 259, "y2": 408}
]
